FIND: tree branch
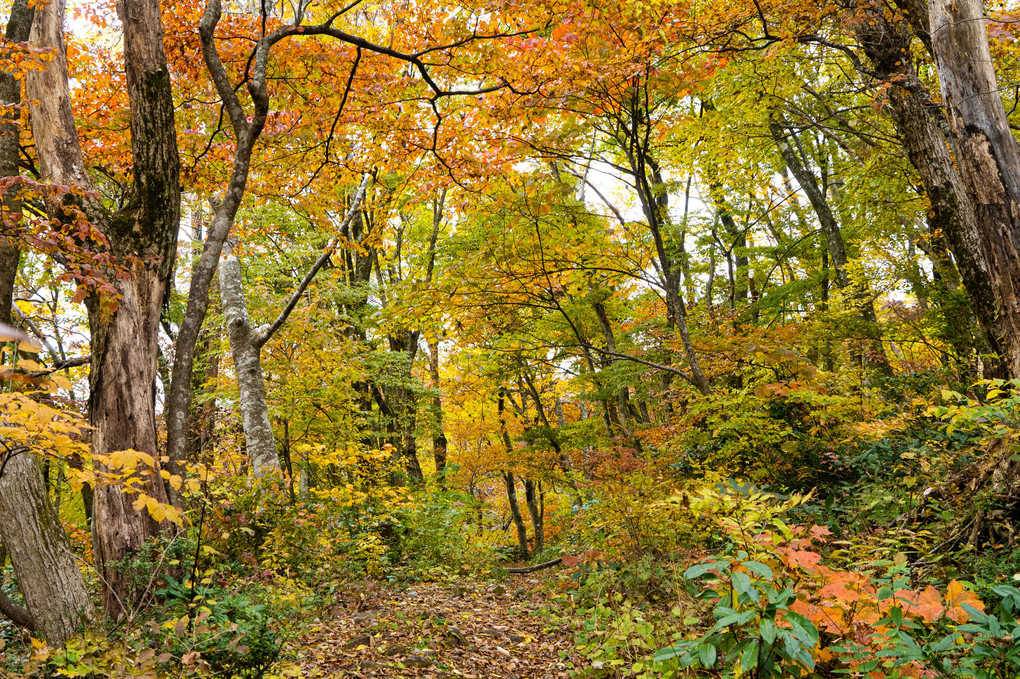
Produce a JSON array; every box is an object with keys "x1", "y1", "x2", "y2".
[{"x1": 254, "y1": 174, "x2": 370, "y2": 349}]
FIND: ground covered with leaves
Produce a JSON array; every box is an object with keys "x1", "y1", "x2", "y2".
[{"x1": 297, "y1": 575, "x2": 579, "y2": 678}]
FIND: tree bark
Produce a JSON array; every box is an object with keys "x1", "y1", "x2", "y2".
[
  {"x1": 770, "y1": 120, "x2": 893, "y2": 374},
  {"x1": 425, "y1": 338, "x2": 448, "y2": 485},
  {"x1": 498, "y1": 388, "x2": 529, "y2": 556},
  {"x1": 219, "y1": 240, "x2": 281, "y2": 478},
  {"x1": 929, "y1": 0, "x2": 1020, "y2": 375},
  {"x1": 523, "y1": 479, "x2": 544, "y2": 554},
  {"x1": 163, "y1": 0, "x2": 282, "y2": 500},
  {"x1": 503, "y1": 472, "x2": 529, "y2": 558},
  {"x1": 26, "y1": 0, "x2": 181, "y2": 618},
  {"x1": 218, "y1": 178, "x2": 369, "y2": 478},
  {"x1": 0, "y1": 451, "x2": 95, "y2": 643},
  {"x1": 852, "y1": 0, "x2": 1006, "y2": 373}
]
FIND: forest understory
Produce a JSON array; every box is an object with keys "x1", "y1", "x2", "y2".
[{"x1": 6, "y1": 0, "x2": 1020, "y2": 677}]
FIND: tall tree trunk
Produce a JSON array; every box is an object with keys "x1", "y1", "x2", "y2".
[
  {"x1": 0, "y1": 3, "x2": 94, "y2": 637},
  {"x1": 498, "y1": 389, "x2": 529, "y2": 557},
  {"x1": 425, "y1": 338, "x2": 448, "y2": 485},
  {"x1": 217, "y1": 179, "x2": 368, "y2": 478},
  {"x1": 853, "y1": 0, "x2": 1007, "y2": 373},
  {"x1": 26, "y1": 0, "x2": 181, "y2": 618},
  {"x1": 503, "y1": 472, "x2": 529, "y2": 558},
  {"x1": 0, "y1": 452, "x2": 95, "y2": 643},
  {"x1": 523, "y1": 479, "x2": 544, "y2": 554},
  {"x1": 928, "y1": 0, "x2": 1020, "y2": 375},
  {"x1": 219, "y1": 240, "x2": 280, "y2": 478},
  {"x1": 164, "y1": 0, "x2": 280, "y2": 494}
]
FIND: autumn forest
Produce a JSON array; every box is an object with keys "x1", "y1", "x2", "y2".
[{"x1": 2, "y1": 0, "x2": 1020, "y2": 676}]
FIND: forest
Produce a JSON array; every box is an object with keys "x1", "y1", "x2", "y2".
[{"x1": 2, "y1": 0, "x2": 1020, "y2": 676}]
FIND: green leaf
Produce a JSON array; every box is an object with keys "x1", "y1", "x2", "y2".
[
  {"x1": 760, "y1": 618, "x2": 776, "y2": 645},
  {"x1": 732, "y1": 571, "x2": 752, "y2": 594},
  {"x1": 740, "y1": 640, "x2": 759, "y2": 671},
  {"x1": 684, "y1": 562, "x2": 722, "y2": 580},
  {"x1": 698, "y1": 643, "x2": 717, "y2": 668},
  {"x1": 742, "y1": 561, "x2": 773, "y2": 580}
]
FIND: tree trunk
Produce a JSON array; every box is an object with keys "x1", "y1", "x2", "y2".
[
  {"x1": 0, "y1": 6, "x2": 95, "y2": 628},
  {"x1": 0, "y1": 452, "x2": 95, "y2": 643},
  {"x1": 853, "y1": 1, "x2": 1006, "y2": 373},
  {"x1": 929, "y1": 0, "x2": 1020, "y2": 376},
  {"x1": 218, "y1": 240, "x2": 280, "y2": 478},
  {"x1": 523, "y1": 479, "x2": 544, "y2": 554},
  {"x1": 425, "y1": 338, "x2": 448, "y2": 485},
  {"x1": 498, "y1": 389, "x2": 529, "y2": 557},
  {"x1": 165, "y1": 0, "x2": 280, "y2": 492},
  {"x1": 0, "y1": 0, "x2": 32, "y2": 326},
  {"x1": 503, "y1": 472, "x2": 529, "y2": 558},
  {"x1": 26, "y1": 0, "x2": 181, "y2": 618}
]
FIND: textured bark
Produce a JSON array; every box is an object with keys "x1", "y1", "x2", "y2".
[
  {"x1": 27, "y1": 0, "x2": 181, "y2": 618},
  {"x1": 217, "y1": 178, "x2": 368, "y2": 478},
  {"x1": 425, "y1": 339, "x2": 448, "y2": 484},
  {"x1": 591, "y1": 300, "x2": 640, "y2": 442},
  {"x1": 523, "y1": 479, "x2": 544, "y2": 554},
  {"x1": 929, "y1": 0, "x2": 1020, "y2": 376},
  {"x1": 498, "y1": 389, "x2": 528, "y2": 557},
  {"x1": 503, "y1": 472, "x2": 529, "y2": 558},
  {"x1": 614, "y1": 90, "x2": 710, "y2": 395},
  {"x1": 219, "y1": 240, "x2": 280, "y2": 478},
  {"x1": 0, "y1": 0, "x2": 32, "y2": 326},
  {"x1": 853, "y1": 1, "x2": 1005, "y2": 368},
  {"x1": 0, "y1": 452, "x2": 95, "y2": 643},
  {"x1": 0, "y1": 0, "x2": 94, "y2": 642}
]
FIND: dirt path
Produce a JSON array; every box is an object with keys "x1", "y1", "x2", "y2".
[{"x1": 297, "y1": 578, "x2": 581, "y2": 678}]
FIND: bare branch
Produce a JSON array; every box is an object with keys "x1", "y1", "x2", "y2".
[{"x1": 254, "y1": 174, "x2": 371, "y2": 349}]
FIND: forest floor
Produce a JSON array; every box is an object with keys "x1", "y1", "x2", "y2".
[{"x1": 295, "y1": 570, "x2": 581, "y2": 678}]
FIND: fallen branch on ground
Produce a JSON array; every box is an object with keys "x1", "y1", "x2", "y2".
[{"x1": 506, "y1": 557, "x2": 563, "y2": 574}]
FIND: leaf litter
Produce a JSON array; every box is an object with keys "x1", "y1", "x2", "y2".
[{"x1": 297, "y1": 576, "x2": 581, "y2": 678}]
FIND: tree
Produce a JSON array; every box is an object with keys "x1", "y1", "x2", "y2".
[{"x1": 27, "y1": 0, "x2": 181, "y2": 618}]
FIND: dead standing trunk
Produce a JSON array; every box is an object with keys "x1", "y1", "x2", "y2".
[
  {"x1": 928, "y1": 0, "x2": 1020, "y2": 376},
  {"x1": 852, "y1": 0, "x2": 1006, "y2": 373},
  {"x1": 0, "y1": 3, "x2": 94, "y2": 640}
]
